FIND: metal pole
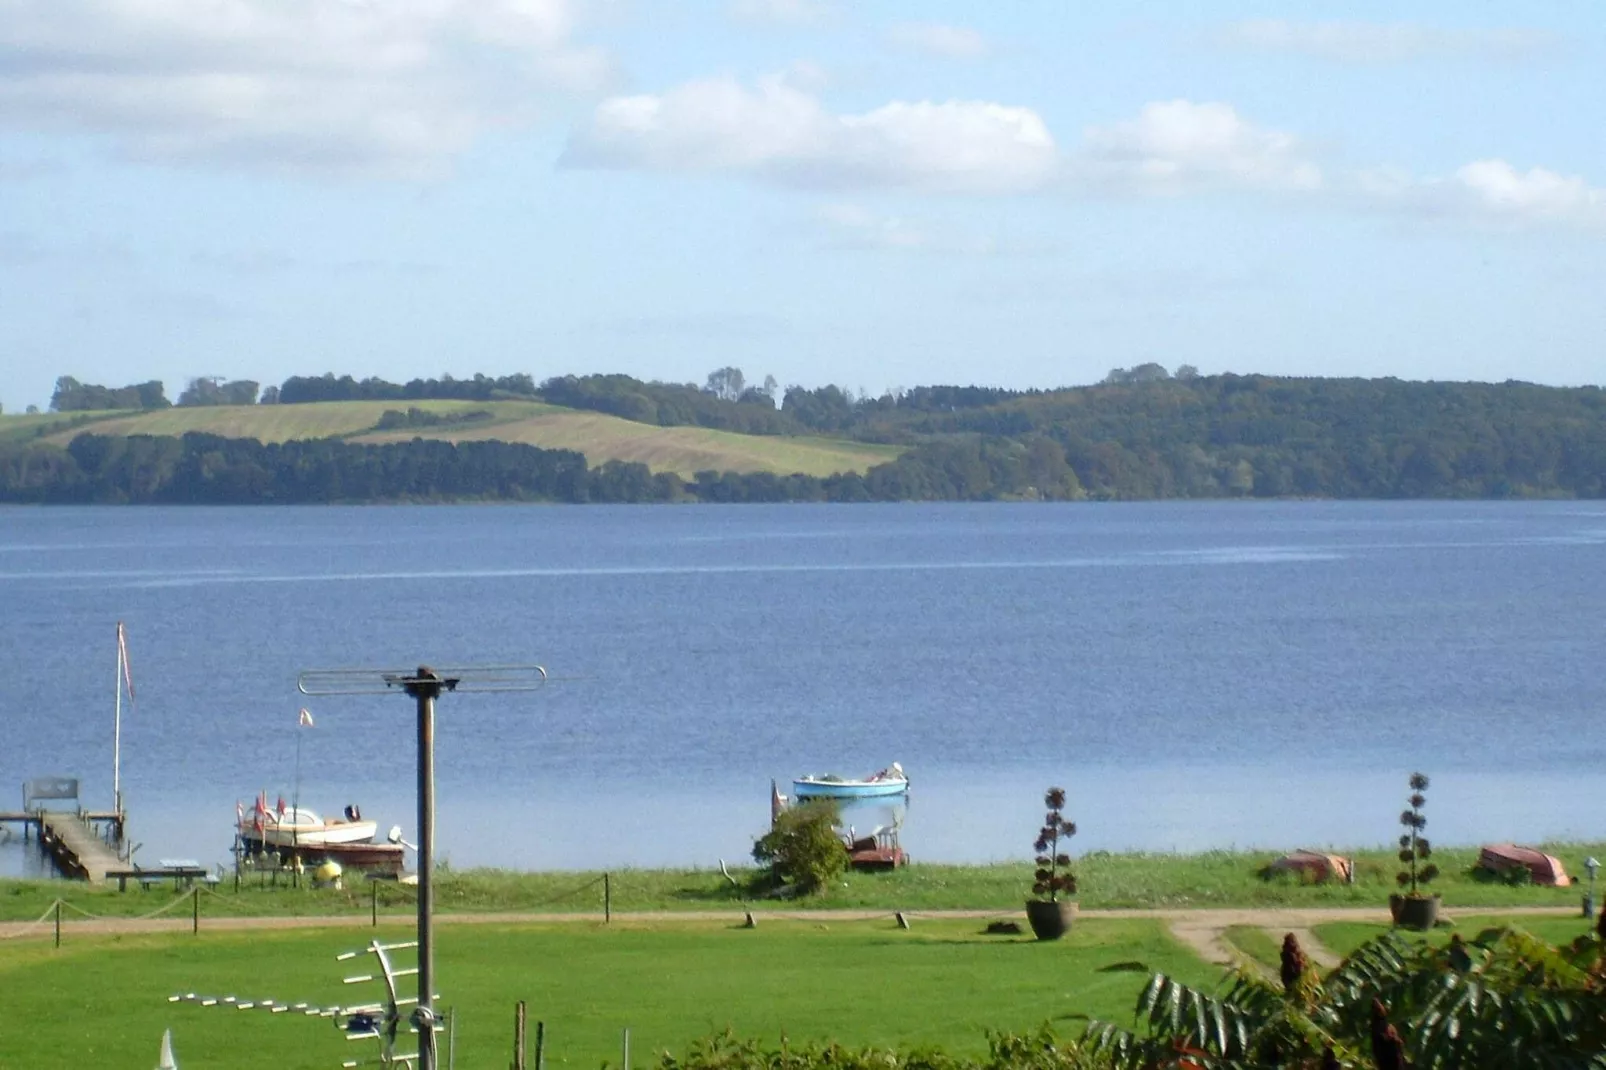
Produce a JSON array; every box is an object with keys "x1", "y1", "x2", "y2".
[
  {"x1": 604, "y1": 872, "x2": 611, "y2": 923},
  {"x1": 411, "y1": 675, "x2": 440, "y2": 1070},
  {"x1": 535, "y1": 1020, "x2": 546, "y2": 1070},
  {"x1": 372, "y1": 878, "x2": 379, "y2": 926},
  {"x1": 54, "y1": 899, "x2": 60, "y2": 948}
]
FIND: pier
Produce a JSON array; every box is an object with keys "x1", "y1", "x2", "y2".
[{"x1": 0, "y1": 777, "x2": 128, "y2": 883}]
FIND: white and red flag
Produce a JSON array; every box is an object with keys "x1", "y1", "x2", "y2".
[
  {"x1": 116, "y1": 621, "x2": 136, "y2": 702},
  {"x1": 299, "y1": 708, "x2": 315, "y2": 727}
]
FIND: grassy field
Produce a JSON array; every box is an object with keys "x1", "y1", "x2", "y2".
[
  {"x1": 4, "y1": 843, "x2": 1600, "y2": 922},
  {"x1": 4, "y1": 399, "x2": 903, "y2": 478},
  {"x1": 0, "y1": 916, "x2": 1212, "y2": 1070}
]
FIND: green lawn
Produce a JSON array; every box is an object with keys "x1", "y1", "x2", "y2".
[{"x1": 0, "y1": 917, "x2": 1214, "y2": 1070}]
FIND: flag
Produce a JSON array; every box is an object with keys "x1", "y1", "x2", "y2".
[
  {"x1": 235, "y1": 800, "x2": 244, "y2": 824},
  {"x1": 276, "y1": 795, "x2": 286, "y2": 816},
  {"x1": 117, "y1": 621, "x2": 136, "y2": 702},
  {"x1": 298, "y1": 708, "x2": 315, "y2": 728}
]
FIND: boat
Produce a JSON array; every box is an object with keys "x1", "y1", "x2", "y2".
[
  {"x1": 236, "y1": 796, "x2": 377, "y2": 851},
  {"x1": 792, "y1": 763, "x2": 908, "y2": 799},
  {"x1": 1477, "y1": 843, "x2": 1571, "y2": 886}
]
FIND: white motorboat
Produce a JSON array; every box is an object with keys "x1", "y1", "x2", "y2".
[{"x1": 237, "y1": 798, "x2": 376, "y2": 850}]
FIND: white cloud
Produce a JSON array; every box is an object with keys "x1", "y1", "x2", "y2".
[
  {"x1": 886, "y1": 22, "x2": 989, "y2": 60},
  {"x1": 0, "y1": 0, "x2": 613, "y2": 175},
  {"x1": 1217, "y1": 20, "x2": 1555, "y2": 64},
  {"x1": 1454, "y1": 160, "x2": 1606, "y2": 225},
  {"x1": 728, "y1": 0, "x2": 834, "y2": 27},
  {"x1": 1076, "y1": 100, "x2": 1322, "y2": 193},
  {"x1": 1362, "y1": 160, "x2": 1606, "y2": 231},
  {"x1": 562, "y1": 74, "x2": 1056, "y2": 194}
]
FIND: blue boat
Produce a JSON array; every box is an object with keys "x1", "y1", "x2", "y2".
[{"x1": 792, "y1": 763, "x2": 908, "y2": 799}]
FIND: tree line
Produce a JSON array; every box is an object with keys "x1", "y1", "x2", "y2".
[{"x1": 24, "y1": 367, "x2": 1606, "y2": 501}]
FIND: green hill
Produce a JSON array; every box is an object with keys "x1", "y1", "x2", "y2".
[{"x1": 8, "y1": 399, "x2": 901, "y2": 479}]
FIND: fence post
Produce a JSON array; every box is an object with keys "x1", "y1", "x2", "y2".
[
  {"x1": 372, "y1": 879, "x2": 379, "y2": 927},
  {"x1": 622, "y1": 1027, "x2": 630, "y2": 1070},
  {"x1": 192, "y1": 885, "x2": 199, "y2": 934},
  {"x1": 604, "y1": 873, "x2": 611, "y2": 924},
  {"x1": 54, "y1": 900, "x2": 61, "y2": 948},
  {"x1": 512, "y1": 1000, "x2": 526, "y2": 1070},
  {"x1": 535, "y1": 1020, "x2": 546, "y2": 1070}
]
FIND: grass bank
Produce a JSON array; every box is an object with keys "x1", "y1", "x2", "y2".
[
  {"x1": 4, "y1": 842, "x2": 1599, "y2": 922},
  {"x1": 0, "y1": 916, "x2": 1209, "y2": 1070}
]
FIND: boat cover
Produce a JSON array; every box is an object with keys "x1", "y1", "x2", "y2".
[{"x1": 1477, "y1": 843, "x2": 1571, "y2": 886}]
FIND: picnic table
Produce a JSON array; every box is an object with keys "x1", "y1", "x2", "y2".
[{"x1": 106, "y1": 859, "x2": 211, "y2": 892}]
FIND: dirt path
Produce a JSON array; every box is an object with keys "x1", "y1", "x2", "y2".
[{"x1": 1, "y1": 904, "x2": 1581, "y2": 956}]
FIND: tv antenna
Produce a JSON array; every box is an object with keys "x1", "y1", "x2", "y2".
[
  {"x1": 296, "y1": 664, "x2": 548, "y2": 1070},
  {"x1": 172, "y1": 938, "x2": 445, "y2": 1067}
]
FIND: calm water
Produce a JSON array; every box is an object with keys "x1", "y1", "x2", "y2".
[{"x1": 2, "y1": 501, "x2": 1604, "y2": 878}]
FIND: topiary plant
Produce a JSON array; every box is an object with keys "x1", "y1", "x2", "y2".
[
  {"x1": 1397, "y1": 772, "x2": 1439, "y2": 896},
  {"x1": 1032, "y1": 787, "x2": 1078, "y2": 902}
]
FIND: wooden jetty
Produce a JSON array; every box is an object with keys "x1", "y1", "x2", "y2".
[{"x1": 0, "y1": 777, "x2": 128, "y2": 882}]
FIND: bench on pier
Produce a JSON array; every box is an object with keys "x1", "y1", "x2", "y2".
[{"x1": 106, "y1": 860, "x2": 210, "y2": 892}]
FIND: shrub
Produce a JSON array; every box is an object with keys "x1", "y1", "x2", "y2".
[{"x1": 752, "y1": 798, "x2": 846, "y2": 894}]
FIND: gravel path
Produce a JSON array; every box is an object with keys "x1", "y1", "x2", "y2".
[{"x1": 2, "y1": 904, "x2": 1582, "y2": 961}]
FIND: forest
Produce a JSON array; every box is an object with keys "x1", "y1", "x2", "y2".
[{"x1": 4, "y1": 367, "x2": 1603, "y2": 503}]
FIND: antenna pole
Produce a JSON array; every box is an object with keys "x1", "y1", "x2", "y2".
[{"x1": 405, "y1": 668, "x2": 443, "y2": 1070}]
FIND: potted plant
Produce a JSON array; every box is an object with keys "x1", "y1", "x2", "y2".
[
  {"x1": 1025, "y1": 786, "x2": 1078, "y2": 940},
  {"x1": 1389, "y1": 772, "x2": 1441, "y2": 930}
]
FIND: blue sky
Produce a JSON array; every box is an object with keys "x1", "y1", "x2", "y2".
[{"x1": 1, "y1": 1, "x2": 1602, "y2": 412}]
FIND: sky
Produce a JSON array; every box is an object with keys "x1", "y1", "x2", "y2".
[{"x1": 1, "y1": 1, "x2": 1603, "y2": 412}]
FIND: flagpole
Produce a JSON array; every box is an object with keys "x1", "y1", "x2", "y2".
[{"x1": 113, "y1": 622, "x2": 123, "y2": 815}]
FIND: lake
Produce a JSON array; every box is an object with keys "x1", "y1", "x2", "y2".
[{"x1": 2, "y1": 501, "x2": 1604, "y2": 878}]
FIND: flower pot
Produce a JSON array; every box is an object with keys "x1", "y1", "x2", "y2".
[
  {"x1": 1025, "y1": 899, "x2": 1077, "y2": 941},
  {"x1": 1389, "y1": 893, "x2": 1441, "y2": 931}
]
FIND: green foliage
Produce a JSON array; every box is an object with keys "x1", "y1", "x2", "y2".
[
  {"x1": 1084, "y1": 924, "x2": 1606, "y2": 1069},
  {"x1": 1396, "y1": 772, "x2": 1439, "y2": 896},
  {"x1": 50, "y1": 375, "x2": 169, "y2": 412},
  {"x1": 656, "y1": 1028, "x2": 1111, "y2": 1070},
  {"x1": 1032, "y1": 787, "x2": 1077, "y2": 902},
  {"x1": 753, "y1": 799, "x2": 848, "y2": 895}
]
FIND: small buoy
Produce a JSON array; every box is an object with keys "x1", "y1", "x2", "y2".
[{"x1": 314, "y1": 861, "x2": 343, "y2": 889}]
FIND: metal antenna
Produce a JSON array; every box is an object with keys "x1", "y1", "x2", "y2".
[
  {"x1": 172, "y1": 939, "x2": 444, "y2": 1067},
  {"x1": 297, "y1": 664, "x2": 547, "y2": 1070}
]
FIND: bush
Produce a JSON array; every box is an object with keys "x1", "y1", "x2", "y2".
[{"x1": 752, "y1": 799, "x2": 846, "y2": 895}]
